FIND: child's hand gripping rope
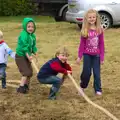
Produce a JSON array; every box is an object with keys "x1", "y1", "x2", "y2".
[{"x1": 67, "y1": 74, "x2": 119, "y2": 120}]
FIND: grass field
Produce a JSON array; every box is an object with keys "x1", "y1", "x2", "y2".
[{"x1": 0, "y1": 16, "x2": 120, "y2": 120}]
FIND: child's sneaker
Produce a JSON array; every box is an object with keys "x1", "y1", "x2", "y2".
[
  {"x1": 48, "y1": 96, "x2": 56, "y2": 100},
  {"x1": 17, "y1": 86, "x2": 26, "y2": 94},
  {"x1": 1, "y1": 86, "x2": 7, "y2": 91},
  {"x1": 24, "y1": 84, "x2": 29, "y2": 91},
  {"x1": 96, "y1": 91, "x2": 102, "y2": 95},
  {"x1": 48, "y1": 88, "x2": 57, "y2": 100},
  {"x1": 2, "y1": 86, "x2": 6, "y2": 89}
]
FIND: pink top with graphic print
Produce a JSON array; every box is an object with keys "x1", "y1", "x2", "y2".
[{"x1": 78, "y1": 29, "x2": 105, "y2": 62}]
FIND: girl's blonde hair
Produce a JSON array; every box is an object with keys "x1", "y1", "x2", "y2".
[
  {"x1": 81, "y1": 9, "x2": 102, "y2": 37},
  {"x1": 0, "y1": 30, "x2": 3, "y2": 40},
  {"x1": 55, "y1": 46, "x2": 69, "y2": 57}
]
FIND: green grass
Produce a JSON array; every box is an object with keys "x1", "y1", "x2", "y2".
[
  {"x1": 0, "y1": 15, "x2": 55, "y2": 23},
  {"x1": 0, "y1": 16, "x2": 120, "y2": 120}
]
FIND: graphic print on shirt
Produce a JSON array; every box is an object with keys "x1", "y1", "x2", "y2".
[{"x1": 86, "y1": 31, "x2": 99, "y2": 53}]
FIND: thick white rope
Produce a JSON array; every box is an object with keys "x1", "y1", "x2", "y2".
[
  {"x1": 7, "y1": 80, "x2": 20, "y2": 83},
  {"x1": 68, "y1": 74, "x2": 119, "y2": 120},
  {"x1": 0, "y1": 83, "x2": 18, "y2": 88}
]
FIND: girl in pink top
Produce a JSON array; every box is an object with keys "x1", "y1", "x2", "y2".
[{"x1": 76, "y1": 9, "x2": 105, "y2": 95}]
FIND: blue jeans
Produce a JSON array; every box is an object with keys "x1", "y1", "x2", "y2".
[
  {"x1": 0, "y1": 66, "x2": 6, "y2": 88},
  {"x1": 38, "y1": 76, "x2": 62, "y2": 99},
  {"x1": 80, "y1": 54, "x2": 102, "y2": 92}
]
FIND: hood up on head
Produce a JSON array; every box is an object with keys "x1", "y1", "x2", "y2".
[{"x1": 22, "y1": 17, "x2": 36, "y2": 34}]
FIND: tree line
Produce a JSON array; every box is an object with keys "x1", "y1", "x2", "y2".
[{"x1": 0, "y1": 0, "x2": 38, "y2": 16}]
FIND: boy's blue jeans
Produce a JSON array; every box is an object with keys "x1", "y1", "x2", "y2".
[
  {"x1": 0, "y1": 66, "x2": 6, "y2": 88},
  {"x1": 80, "y1": 54, "x2": 102, "y2": 92},
  {"x1": 39, "y1": 76, "x2": 62, "y2": 99}
]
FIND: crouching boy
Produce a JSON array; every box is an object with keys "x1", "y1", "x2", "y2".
[{"x1": 37, "y1": 47, "x2": 72, "y2": 100}]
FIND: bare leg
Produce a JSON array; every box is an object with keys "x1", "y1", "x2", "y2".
[
  {"x1": 24, "y1": 77, "x2": 31, "y2": 91},
  {"x1": 20, "y1": 76, "x2": 27, "y2": 86}
]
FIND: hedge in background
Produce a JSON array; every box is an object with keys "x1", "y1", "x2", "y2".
[{"x1": 0, "y1": 0, "x2": 38, "y2": 16}]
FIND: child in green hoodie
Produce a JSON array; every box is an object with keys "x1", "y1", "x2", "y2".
[{"x1": 15, "y1": 17, "x2": 37, "y2": 94}]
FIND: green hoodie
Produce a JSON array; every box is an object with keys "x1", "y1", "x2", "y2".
[{"x1": 16, "y1": 17, "x2": 37, "y2": 57}]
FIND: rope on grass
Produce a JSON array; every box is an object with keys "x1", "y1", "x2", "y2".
[
  {"x1": 7, "y1": 80, "x2": 20, "y2": 83},
  {"x1": 68, "y1": 74, "x2": 119, "y2": 120},
  {"x1": 0, "y1": 83, "x2": 18, "y2": 88}
]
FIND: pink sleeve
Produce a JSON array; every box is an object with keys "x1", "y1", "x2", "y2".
[
  {"x1": 78, "y1": 36, "x2": 85, "y2": 59},
  {"x1": 99, "y1": 32, "x2": 105, "y2": 62}
]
